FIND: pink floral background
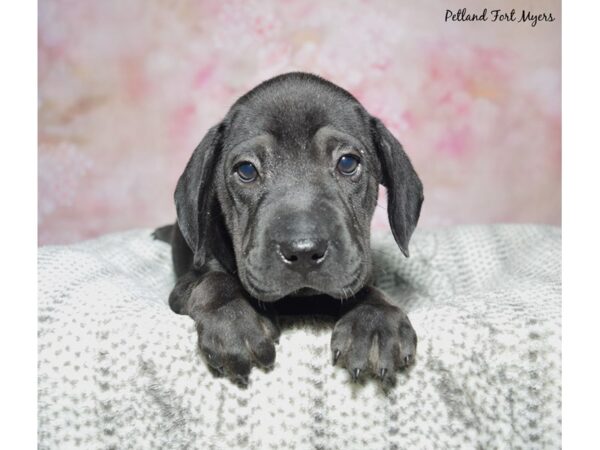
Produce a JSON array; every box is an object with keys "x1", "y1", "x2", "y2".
[{"x1": 38, "y1": 0, "x2": 561, "y2": 245}]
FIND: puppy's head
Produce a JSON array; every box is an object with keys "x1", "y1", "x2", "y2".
[{"x1": 175, "y1": 73, "x2": 423, "y2": 301}]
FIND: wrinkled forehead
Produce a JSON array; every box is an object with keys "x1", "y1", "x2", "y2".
[
  {"x1": 223, "y1": 86, "x2": 372, "y2": 152},
  {"x1": 222, "y1": 127, "x2": 371, "y2": 171}
]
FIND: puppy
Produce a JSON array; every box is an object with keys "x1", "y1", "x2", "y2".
[{"x1": 159, "y1": 72, "x2": 423, "y2": 385}]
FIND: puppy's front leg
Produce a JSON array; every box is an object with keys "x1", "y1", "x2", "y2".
[
  {"x1": 169, "y1": 271, "x2": 279, "y2": 384},
  {"x1": 331, "y1": 286, "x2": 417, "y2": 383}
]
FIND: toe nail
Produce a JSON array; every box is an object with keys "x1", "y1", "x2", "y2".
[
  {"x1": 351, "y1": 368, "x2": 360, "y2": 381},
  {"x1": 333, "y1": 350, "x2": 341, "y2": 364},
  {"x1": 236, "y1": 375, "x2": 249, "y2": 386},
  {"x1": 379, "y1": 368, "x2": 388, "y2": 380}
]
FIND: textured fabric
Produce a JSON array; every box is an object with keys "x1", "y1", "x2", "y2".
[{"x1": 38, "y1": 225, "x2": 561, "y2": 449}]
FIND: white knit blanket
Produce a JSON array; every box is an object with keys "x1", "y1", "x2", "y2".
[{"x1": 38, "y1": 225, "x2": 561, "y2": 449}]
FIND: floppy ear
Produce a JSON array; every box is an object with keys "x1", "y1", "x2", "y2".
[
  {"x1": 174, "y1": 123, "x2": 224, "y2": 269},
  {"x1": 371, "y1": 117, "x2": 424, "y2": 257}
]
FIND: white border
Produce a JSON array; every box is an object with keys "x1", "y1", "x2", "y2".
[
  {"x1": 563, "y1": 0, "x2": 600, "y2": 448},
  {"x1": 0, "y1": 1, "x2": 38, "y2": 447}
]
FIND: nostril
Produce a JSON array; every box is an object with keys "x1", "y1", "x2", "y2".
[
  {"x1": 311, "y1": 242, "x2": 328, "y2": 262},
  {"x1": 278, "y1": 246, "x2": 299, "y2": 263}
]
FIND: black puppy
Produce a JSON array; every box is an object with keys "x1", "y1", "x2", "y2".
[{"x1": 159, "y1": 72, "x2": 423, "y2": 385}]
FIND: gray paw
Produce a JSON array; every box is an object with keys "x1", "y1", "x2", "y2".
[
  {"x1": 195, "y1": 297, "x2": 280, "y2": 385},
  {"x1": 331, "y1": 302, "x2": 417, "y2": 383}
]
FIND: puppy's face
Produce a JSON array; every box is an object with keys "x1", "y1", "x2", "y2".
[
  {"x1": 175, "y1": 73, "x2": 423, "y2": 302},
  {"x1": 217, "y1": 118, "x2": 380, "y2": 301}
]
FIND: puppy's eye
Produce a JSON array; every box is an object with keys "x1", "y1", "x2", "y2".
[
  {"x1": 235, "y1": 162, "x2": 258, "y2": 182},
  {"x1": 337, "y1": 154, "x2": 360, "y2": 176}
]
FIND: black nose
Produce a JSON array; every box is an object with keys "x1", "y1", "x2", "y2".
[{"x1": 278, "y1": 239, "x2": 329, "y2": 272}]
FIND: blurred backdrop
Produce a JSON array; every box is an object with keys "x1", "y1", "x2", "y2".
[{"x1": 38, "y1": 0, "x2": 561, "y2": 245}]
